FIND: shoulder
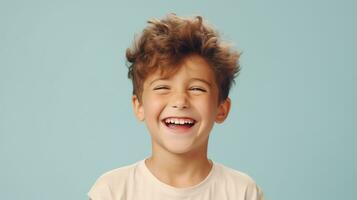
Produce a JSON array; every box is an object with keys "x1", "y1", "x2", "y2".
[
  {"x1": 215, "y1": 163, "x2": 256, "y2": 185},
  {"x1": 87, "y1": 162, "x2": 138, "y2": 200},
  {"x1": 214, "y1": 163, "x2": 265, "y2": 200},
  {"x1": 95, "y1": 162, "x2": 136, "y2": 185}
]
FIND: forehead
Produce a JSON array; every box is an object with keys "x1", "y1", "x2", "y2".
[{"x1": 144, "y1": 54, "x2": 216, "y2": 84}]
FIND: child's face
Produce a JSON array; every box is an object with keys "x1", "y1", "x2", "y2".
[{"x1": 132, "y1": 54, "x2": 231, "y2": 155}]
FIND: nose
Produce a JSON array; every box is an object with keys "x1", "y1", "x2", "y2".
[{"x1": 170, "y1": 92, "x2": 189, "y2": 109}]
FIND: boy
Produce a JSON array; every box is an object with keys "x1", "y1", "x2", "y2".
[{"x1": 88, "y1": 14, "x2": 264, "y2": 200}]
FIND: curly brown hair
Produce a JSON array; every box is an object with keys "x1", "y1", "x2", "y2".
[{"x1": 126, "y1": 14, "x2": 240, "y2": 103}]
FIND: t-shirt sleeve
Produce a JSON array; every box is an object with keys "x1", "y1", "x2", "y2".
[
  {"x1": 245, "y1": 182, "x2": 265, "y2": 200},
  {"x1": 87, "y1": 176, "x2": 113, "y2": 200}
]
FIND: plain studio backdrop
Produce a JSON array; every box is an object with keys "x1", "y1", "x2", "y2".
[{"x1": 0, "y1": 0, "x2": 356, "y2": 199}]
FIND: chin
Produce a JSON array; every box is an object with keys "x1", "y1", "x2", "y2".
[{"x1": 163, "y1": 143, "x2": 195, "y2": 155}]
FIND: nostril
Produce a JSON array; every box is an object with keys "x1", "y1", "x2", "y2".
[{"x1": 172, "y1": 104, "x2": 188, "y2": 109}]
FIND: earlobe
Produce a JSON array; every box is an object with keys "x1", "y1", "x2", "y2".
[
  {"x1": 132, "y1": 95, "x2": 145, "y2": 121},
  {"x1": 215, "y1": 97, "x2": 231, "y2": 123}
]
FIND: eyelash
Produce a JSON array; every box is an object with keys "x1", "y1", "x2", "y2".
[
  {"x1": 190, "y1": 87, "x2": 207, "y2": 92},
  {"x1": 153, "y1": 86, "x2": 169, "y2": 90},
  {"x1": 153, "y1": 86, "x2": 207, "y2": 92}
]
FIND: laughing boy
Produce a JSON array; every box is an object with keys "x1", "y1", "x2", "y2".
[{"x1": 88, "y1": 14, "x2": 264, "y2": 200}]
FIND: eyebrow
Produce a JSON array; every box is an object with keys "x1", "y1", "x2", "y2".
[
  {"x1": 191, "y1": 78, "x2": 212, "y2": 87},
  {"x1": 149, "y1": 77, "x2": 212, "y2": 87},
  {"x1": 149, "y1": 78, "x2": 169, "y2": 86}
]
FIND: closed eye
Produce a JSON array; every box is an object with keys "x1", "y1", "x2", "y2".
[
  {"x1": 153, "y1": 85, "x2": 170, "y2": 90},
  {"x1": 190, "y1": 87, "x2": 207, "y2": 92}
]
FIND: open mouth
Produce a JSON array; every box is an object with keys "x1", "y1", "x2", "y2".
[{"x1": 162, "y1": 117, "x2": 196, "y2": 129}]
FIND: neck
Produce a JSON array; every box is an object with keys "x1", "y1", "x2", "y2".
[{"x1": 145, "y1": 141, "x2": 213, "y2": 188}]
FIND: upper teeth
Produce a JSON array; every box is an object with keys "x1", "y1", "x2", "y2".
[{"x1": 164, "y1": 118, "x2": 194, "y2": 125}]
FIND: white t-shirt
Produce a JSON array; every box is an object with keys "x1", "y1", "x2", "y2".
[{"x1": 88, "y1": 159, "x2": 264, "y2": 200}]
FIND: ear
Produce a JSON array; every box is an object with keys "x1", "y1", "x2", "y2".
[
  {"x1": 215, "y1": 97, "x2": 231, "y2": 124},
  {"x1": 132, "y1": 95, "x2": 145, "y2": 121}
]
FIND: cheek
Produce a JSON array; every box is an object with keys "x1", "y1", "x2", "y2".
[
  {"x1": 143, "y1": 95, "x2": 165, "y2": 118},
  {"x1": 194, "y1": 97, "x2": 218, "y2": 119}
]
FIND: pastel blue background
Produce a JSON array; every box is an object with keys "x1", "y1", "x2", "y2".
[{"x1": 0, "y1": 0, "x2": 356, "y2": 199}]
